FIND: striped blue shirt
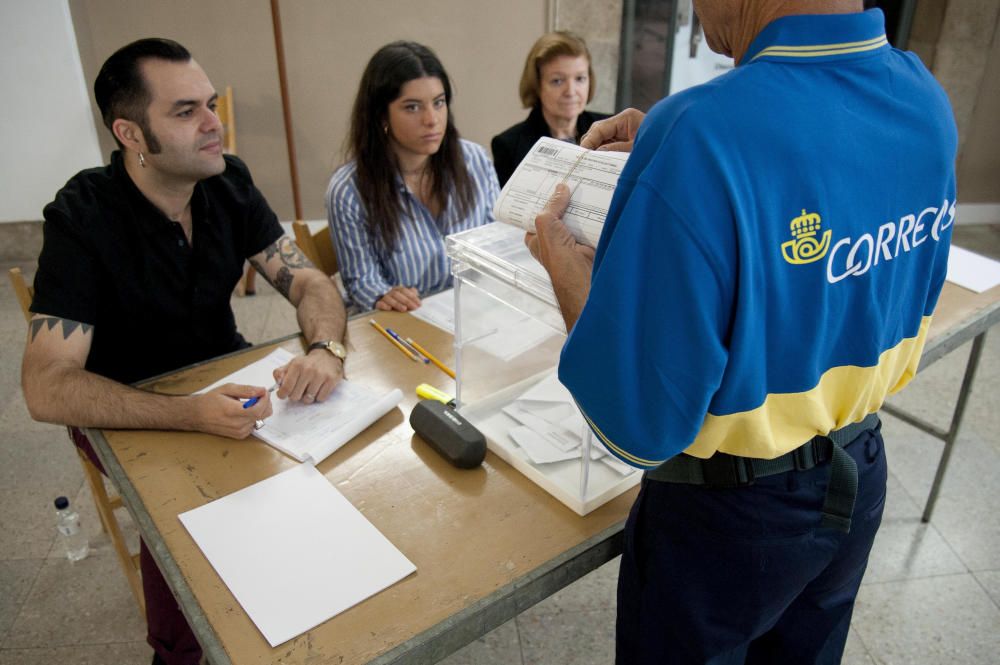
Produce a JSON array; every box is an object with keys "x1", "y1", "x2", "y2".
[{"x1": 325, "y1": 139, "x2": 500, "y2": 310}]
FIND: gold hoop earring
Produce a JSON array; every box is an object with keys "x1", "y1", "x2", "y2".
[{"x1": 138, "y1": 152, "x2": 146, "y2": 168}]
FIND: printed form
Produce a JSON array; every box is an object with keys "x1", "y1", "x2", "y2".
[
  {"x1": 197, "y1": 348, "x2": 403, "y2": 464},
  {"x1": 493, "y1": 136, "x2": 629, "y2": 248}
]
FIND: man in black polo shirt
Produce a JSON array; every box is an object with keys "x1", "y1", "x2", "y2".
[{"x1": 21, "y1": 39, "x2": 348, "y2": 665}]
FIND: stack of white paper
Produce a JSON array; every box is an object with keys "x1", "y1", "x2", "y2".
[
  {"x1": 503, "y1": 372, "x2": 633, "y2": 476},
  {"x1": 179, "y1": 464, "x2": 416, "y2": 647}
]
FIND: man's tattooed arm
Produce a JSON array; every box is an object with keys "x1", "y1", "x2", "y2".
[
  {"x1": 247, "y1": 233, "x2": 346, "y2": 351},
  {"x1": 29, "y1": 316, "x2": 93, "y2": 342},
  {"x1": 250, "y1": 237, "x2": 314, "y2": 299},
  {"x1": 22, "y1": 313, "x2": 267, "y2": 436}
]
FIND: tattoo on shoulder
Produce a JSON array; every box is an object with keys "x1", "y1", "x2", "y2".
[
  {"x1": 273, "y1": 266, "x2": 293, "y2": 298},
  {"x1": 29, "y1": 316, "x2": 93, "y2": 342}
]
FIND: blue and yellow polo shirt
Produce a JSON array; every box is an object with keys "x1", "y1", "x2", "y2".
[{"x1": 559, "y1": 9, "x2": 958, "y2": 467}]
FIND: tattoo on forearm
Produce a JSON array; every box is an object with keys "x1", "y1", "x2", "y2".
[
  {"x1": 273, "y1": 266, "x2": 293, "y2": 297},
  {"x1": 277, "y1": 237, "x2": 312, "y2": 269},
  {"x1": 29, "y1": 316, "x2": 92, "y2": 342}
]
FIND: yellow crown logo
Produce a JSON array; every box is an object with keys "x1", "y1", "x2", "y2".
[{"x1": 781, "y1": 209, "x2": 831, "y2": 264}]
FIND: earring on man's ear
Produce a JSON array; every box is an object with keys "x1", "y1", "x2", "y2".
[
  {"x1": 138, "y1": 152, "x2": 146, "y2": 168},
  {"x1": 383, "y1": 125, "x2": 388, "y2": 135}
]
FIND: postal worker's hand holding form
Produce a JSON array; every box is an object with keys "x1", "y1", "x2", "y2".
[
  {"x1": 580, "y1": 108, "x2": 645, "y2": 152},
  {"x1": 527, "y1": 108, "x2": 646, "y2": 330},
  {"x1": 525, "y1": 183, "x2": 595, "y2": 331}
]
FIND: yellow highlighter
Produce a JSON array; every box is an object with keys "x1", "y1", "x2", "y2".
[{"x1": 416, "y1": 383, "x2": 456, "y2": 408}]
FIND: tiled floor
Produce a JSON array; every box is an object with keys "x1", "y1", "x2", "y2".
[{"x1": 1, "y1": 223, "x2": 998, "y2": 665}]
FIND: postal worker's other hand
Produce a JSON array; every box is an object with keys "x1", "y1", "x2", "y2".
[
  {"x1": 580, "y1": 108, "x2": 646, "y2": 153},
  {"x1": 525, "y1": 183, "x2": 596, "y2": 274}
]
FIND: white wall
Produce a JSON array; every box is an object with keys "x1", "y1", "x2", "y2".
[{"x1": 0, "y1": 0, "x2": 102, "y2": 223}]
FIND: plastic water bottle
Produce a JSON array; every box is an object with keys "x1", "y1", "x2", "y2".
[{"x1": 54, "y1": 496, "x2": 89, "y2": 562}]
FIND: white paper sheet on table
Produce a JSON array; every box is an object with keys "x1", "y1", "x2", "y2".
[
  {"x1": 179, "y1": 463, "x2": 415, "y2": 647},
  {"x1": 197, "y1": 348, "x2": 403, "y2": 464},
  {"x1": 409, "y1": 288, "x2": 559, "y2": 361},
  {"x1": 946, "y1": 245, "x2": 1000, "y2": 293},
  {"x1": 409, "y1": 289, "x2": 456, "y2": 333}
]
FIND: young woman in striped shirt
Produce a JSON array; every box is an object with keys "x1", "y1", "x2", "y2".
[{"x1": 325, "y1": 41, "x2": 500, "y2": 312}]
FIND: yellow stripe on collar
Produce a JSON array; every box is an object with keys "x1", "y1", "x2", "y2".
[{"x1": 752, "y1": 35, "x2": 888, "y2": 62}]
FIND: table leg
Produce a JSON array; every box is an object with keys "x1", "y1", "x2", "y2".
[{"x1": 920, "y1": 331, "x2": 987, "y2": 523}]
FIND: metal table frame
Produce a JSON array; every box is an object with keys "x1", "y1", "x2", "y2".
[{"x1": 881, "y1": 297, "x2": 1000, "y2": 522}]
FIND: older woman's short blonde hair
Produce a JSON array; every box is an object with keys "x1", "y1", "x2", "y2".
[{"x1": 519, "y1": 31, "x2": 595, "y2": 109}]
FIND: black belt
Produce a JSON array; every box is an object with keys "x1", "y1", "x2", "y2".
[{"x1": 645, "y1": 413, "x2": 880, "y2": 533}]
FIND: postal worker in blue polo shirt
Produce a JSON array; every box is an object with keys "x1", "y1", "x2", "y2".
[{"x1": 527, "y1": 1, "x2": 957, "y2": 663}]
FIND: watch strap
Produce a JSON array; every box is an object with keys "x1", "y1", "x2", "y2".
[{"x1": 308, "y1": 340, "x2": 346, "y2": 359}]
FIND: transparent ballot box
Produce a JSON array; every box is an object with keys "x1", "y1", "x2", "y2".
[{"x1": 446, "y1": 223, "x2": 639, "y2": 515}]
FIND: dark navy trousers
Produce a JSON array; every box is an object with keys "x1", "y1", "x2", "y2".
[{"x1": 616, "y1": 426, "x2": 886, "y2": 665}]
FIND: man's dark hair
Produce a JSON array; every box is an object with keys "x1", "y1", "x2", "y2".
[{"x1": 94, "y1": 38, "x2": 191, "y2": 150}]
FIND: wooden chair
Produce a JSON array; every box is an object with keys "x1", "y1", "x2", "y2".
[
  {"x1": 8, "y1": 267, "x2": 145, "y2": 617},
  {"x1": 216, "y1": 85, "x2": 237, "y2": 153},
  {"x1": 293, "y1": 221, "x2": 339, "y2": 277},
  {"x1": 217, "y1": 86, "x2": 258, "y2": 296}
]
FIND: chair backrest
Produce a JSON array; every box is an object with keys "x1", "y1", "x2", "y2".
[
  {"x1": 293, "y1": 221, "x2": 339, "y2": 277},
  {"x1": 216, "y1": 85, "x2": 237, "y2": 154},
  {"x1": 8, "y1": 270, "x2": 146, "y2": 617},
  {"x1": 8, "y1": 267, "x2": 34, "y2": 323}
]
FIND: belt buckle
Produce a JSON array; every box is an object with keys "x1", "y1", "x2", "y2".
[
  {"x1": 702, "y1": 454, "x2": 755, "y2": 487},
  {"x1": 793, "y1": 439, "x2": 822, "y2": 470}
]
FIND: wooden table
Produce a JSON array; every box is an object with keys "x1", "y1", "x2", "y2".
[
  {"x1": 87, "y1": 281, "x2": 1000, "y2": 664},
  {"x1": 88, "y1": 311, "x2": 635, "y2": 665}
]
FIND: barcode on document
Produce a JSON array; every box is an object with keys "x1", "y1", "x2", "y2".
[{"x1": 537, "y1": 146, "x2": 560, "y2": 157}]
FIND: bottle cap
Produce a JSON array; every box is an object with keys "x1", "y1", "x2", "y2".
[{"x1": 54, "y1": 496, "x2": 69, "y2": 510}]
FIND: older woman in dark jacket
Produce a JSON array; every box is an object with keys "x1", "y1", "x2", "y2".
[{"x1": 491, "y1": 31, "x2": 609, "y2": 187}]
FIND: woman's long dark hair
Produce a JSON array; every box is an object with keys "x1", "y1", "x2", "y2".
[{"x1": 346, "y1": 41, "x2": 475, "y2": 254}]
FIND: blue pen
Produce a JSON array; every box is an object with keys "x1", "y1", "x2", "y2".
[
  {"x1": 243, "y1": 383, "x2": 278, "y2": 409},
  {"x1": 385, "y1": 327, "x2": 430, "y2": 364}
]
